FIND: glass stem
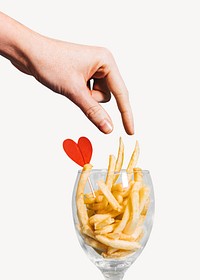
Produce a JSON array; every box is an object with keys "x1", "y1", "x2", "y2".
[{"x1": 103, "y1": 271, "x2": 125, "y2": 280}]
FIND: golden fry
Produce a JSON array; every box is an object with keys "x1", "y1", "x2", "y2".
[
  {"x1": 113, "y1": 199, "x2": 131, "y2": 234},
  {"x1": 76, "y1": 164, "x2": 93, "y2": 226},
  {"x1": 113, "y1": 137, "x2": 124, "y2": 183},
  {"x1": 102, "y1": 249, "x2": 134, "y2": 259},
  {"x1": 139, "y1": 186, "x2": 150, "y2": 214},
  {"x1": 95, "y1": 224, "x2": 115, "y2": 235},
  {"x1": 119, "y1": 233, "x2": 136, "y2": 242},
  {"x1": 105, "y1": 155, "x2": 116, "y2": 191},
  {"x1": 123, "y1": 190, "x2": 140, "y2": 235},
  {"x1": 106, "y1": 247, "x2": 119, "y2": 255},
  {"x1": 81, "y1": 224, "x2": 95, "y2": 239},
  {"x1": 122, "y1": 180, "x2": 135, "y2": 197},
  {"x1": 97, "y1": 180, "x2": 122, "y2": 212},
  {"x1": 89, "y1": 213, "x2": 111, "y2": 225},
  {"x1": 84, "y1": 236, "x2": 108, "y2": 252},
  {"x1": 94, "y1": 217, "x2": 114, "y2": 230},
  {"x1": 105, "y1": 232, "x2": 120, "y2": 240},
  {"x1": 126, "y1": 140, "x2": 140, "y2": 181},
  {"x1": 135, "y1": 229, "x2": 144, "y2": 242},
  {"x1": 141, "y1": 197, "x2": 150, "y2": 216},
  {"x1": 96, "y1": 235, "x2": 141, "y2": 251},
  {"x1": 131, "y1": 226, "x2": 143, "y2": 240},
  {"x1": 112, "y1": 191, "x2": 123, "y2": 204},
  {"x1": 133, "y1": 167, "x2": 143, "y2": 182},
  {"x1": 132, "y1": 181, "x2": 143, "y2": 191}
]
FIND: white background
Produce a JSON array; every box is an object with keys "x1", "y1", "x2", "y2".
[{"x1": 0, "y1": 1, "x2": 200, "y2": 279}]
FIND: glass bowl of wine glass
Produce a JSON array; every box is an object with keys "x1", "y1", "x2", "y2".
[{"x1": 72, "y1": 166, "x2": 155, "y2": 280}]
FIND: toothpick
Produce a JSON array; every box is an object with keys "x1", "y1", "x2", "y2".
[{"x1": 88, "y1": 177, "x2": 96, "y2": 198}]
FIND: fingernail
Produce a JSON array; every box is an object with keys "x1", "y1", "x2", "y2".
[{"x1": 99, "y1": 119, "x2": 113, "y2": 134}]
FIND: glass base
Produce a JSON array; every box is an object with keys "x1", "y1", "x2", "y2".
[
  {"x1": 96, "y1": 259, "x2": 131, "y2": 280},
  {"x1": 102, "y1": 271, "x2": 125, "y2": 280}
]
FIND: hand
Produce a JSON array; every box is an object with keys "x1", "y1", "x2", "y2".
[{"x1": 0, "y1": 12, "x2": 134, "y2": 134}]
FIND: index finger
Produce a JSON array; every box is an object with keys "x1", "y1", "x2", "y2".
[{"x1": 106, "y1": 65, "x2": 134, "y2": 135}]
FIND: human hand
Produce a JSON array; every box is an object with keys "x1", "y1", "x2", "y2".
[{"x1": 0, "y1": 12, "x2": 134, "y2": 134}]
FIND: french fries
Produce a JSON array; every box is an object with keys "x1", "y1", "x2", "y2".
[{"x1": 76, "y1": 139, "x2": 151, "y2": 259}]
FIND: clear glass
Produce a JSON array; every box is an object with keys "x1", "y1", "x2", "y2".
[{"x1": 72, "y1": 169, "x2": 155, "y2": 280}]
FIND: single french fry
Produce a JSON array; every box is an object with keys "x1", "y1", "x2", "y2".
[
  {"x1": 84, "y1": 236, "x2": 108, "y2": 252},
  {"x1": 141, "y1": 197, "x2": 150, "y2": 216},
  {"x1": 81, "y1": 224, "x2": 95, "y2": 239},
  {"x1": 134, "y1": 167, "x2": 143, "y2": 182},
  {"x1": 89, "y1": 213, "x2": 111, "y2": 225},
  {"x1": 76, "y1": 164, "x2": 93, "y2": 226},
  {"x1": 106, "y1": 247, "x2": 119, "y2": 255},
  {"x1": 139, "y1": 186, "x2": 150, "y2": 214},
  {"x1": 100, "y1": 154, "x2": 117, "y2": 209},
  {"x1": 122, "y1": 180, "x2": 135, "y2": 197},
  {"x1": 135, "y1": 229, "x2": 144, "y2": 242},
  {"x1": 131, "y1": 214, "x2": 145, "y2": 239},
  {"x1": 132, "y1": 181, "x2": 143, "y2": 191},
  {"x1": 113, "y1": 137, "x2": 124, "y2": 183},
  {"x1": 105, "y1": 232, "x2": 120, "y2": 240},
  {"x1": 131, "y1": 226, "x2": 143, "y2": 240},
  {"x1": 96, "y1": 235, "x2": 141, "y2": 251},
  {"x1": 112, "y1": 191, "x2": 123, "y2": 204},
  {"x1": 119, "y1": 233, "x2": 136, "y2": 242},
  {"x1": 105, "y1": 155, "x2": 116, "y2": 191},
  {"x1": 126, "y1": 141, "x2": 140, "y2": 181},
  {"x1": 97, "y1": 180, "x2": 122, "y2": 212},
  {"x1": 113, "y1": 199, "x2": 131, "y2": 233},
  {"x1": 121, "y1": 198, "x2": 128, "y2": 209},
  {"x1": 136, "y1": 214, "x2": 145, "y2": 227},
  {"x1": 102, "y1": 249, "x2": 134, "y2": 259},
  {"x1": 123, "y1": 190, "x2": 140, "y2": 235},
  {"x1": 95, "y1": 224, "x2": 115, "y2": 235},
  {"x1": 94, "y1": 217, "x2": 114, "y2": 230}
]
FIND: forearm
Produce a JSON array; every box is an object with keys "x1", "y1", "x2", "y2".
[{"x1": 0, "y1": 12, "x2": 33, "y2": 68}]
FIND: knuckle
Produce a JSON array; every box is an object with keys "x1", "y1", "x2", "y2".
[
  {"x1": 85, "y1": 105, "x2": 102, "y2": 119},
  {"x1": 98, "y1": 47, "x2": 114, "y2": 62}
]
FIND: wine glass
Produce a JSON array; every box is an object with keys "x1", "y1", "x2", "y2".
[{"x1": 72, "y1": 169, "x2": 155, "y2": 280}]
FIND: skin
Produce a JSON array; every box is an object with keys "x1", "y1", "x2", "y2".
[{"x1": 0, "y1": 12, "x2": 134, "y2": 134}]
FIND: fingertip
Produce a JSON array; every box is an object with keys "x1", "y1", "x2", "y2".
[
  {"x1": 127, "y1": 122, "x2": 135, "y2": 135},
  {"x1": 127, "y1": 128, "x2": 135, "y2": 135},
  {"x1": 98, "y1": 119, "x2": 113, "y2": 134}
]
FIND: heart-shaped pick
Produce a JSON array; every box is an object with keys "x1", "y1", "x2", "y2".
[{"x1": 63, "y1": 136, "x2": 93, "y2": 167}]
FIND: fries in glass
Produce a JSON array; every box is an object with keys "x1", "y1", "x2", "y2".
[{"x1": 72, "y1": 138, "x2": 155, "y2": 280}]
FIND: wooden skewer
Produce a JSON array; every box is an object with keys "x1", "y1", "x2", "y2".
[{"x1": 88, "y1": 176, "x2": 96, "y2": 198}]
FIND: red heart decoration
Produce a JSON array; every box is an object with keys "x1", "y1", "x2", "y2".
[{"x1": 63, "y1": 137, "x2": 93, "y2": 167}]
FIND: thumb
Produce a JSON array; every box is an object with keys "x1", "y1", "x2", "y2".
[{"x1": 73, "y1": 87, "x2": 113, "y2": 134}]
